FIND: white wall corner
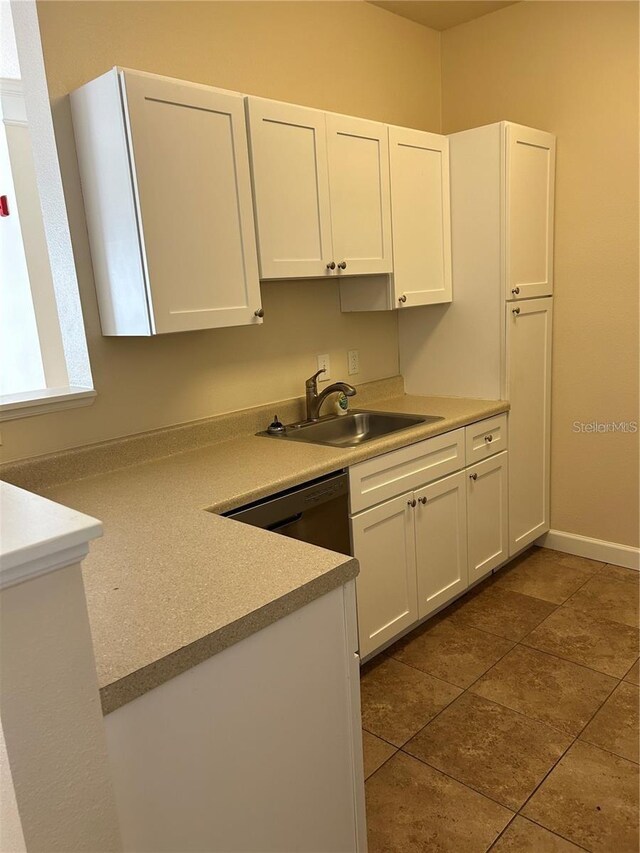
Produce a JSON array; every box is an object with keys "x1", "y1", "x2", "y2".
[
  {"x1": 0, "y1": 481, "x2": 102, "y2": 589},
  {"x1": 536, "y1": 529, "x2": 640, "y2": 571}
]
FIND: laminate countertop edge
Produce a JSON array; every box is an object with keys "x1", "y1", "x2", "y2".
[{"x1": 100, "y1": 555, "x2": 359, "y2": 715}]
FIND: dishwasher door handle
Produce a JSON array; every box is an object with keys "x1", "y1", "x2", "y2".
[{"x1": 267, "y1": 512, "x2": 303, "y2": 533}]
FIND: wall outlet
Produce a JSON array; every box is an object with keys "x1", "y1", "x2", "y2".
[
  {"x1": 317, "y1": 353, "x2": 331, "y2": 381},
  {"x1": 348, "y1": 349, "x2": 360, "y2": 376}
]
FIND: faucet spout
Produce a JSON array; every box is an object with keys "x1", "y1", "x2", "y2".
[{"x1": 305, "y1": 370, "x2": 357, "y2": 421}]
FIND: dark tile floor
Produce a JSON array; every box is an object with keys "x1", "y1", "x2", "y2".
[{"x1": 361, "y1": 546, "x2": 640, "y2": 852}]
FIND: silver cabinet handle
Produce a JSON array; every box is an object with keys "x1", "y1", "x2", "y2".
[
  {"x1": 469, "y1": 473, "x2": 478, "y2": 481},
  {"x1": 338, "y1": 261, "x2": 347, "y2": 270},
  {"x1": 254, "y1": 308, "x2": 264, "y2": 318},
  {"x1": 418, "y1": 496, "x2": 427, "y2": 505},
  {"x1": 326, "y1": 261, "x2": 336, "y2": 270},
  {"x1": 407, "y1": 499, "x2": 417, "y2": 508},
  {"x1": 511, "y1": 287, "x2": 520, "y2": 295},
  {"x1": 398, "y1": 294, "x2": 407, "y2": 304},
  {"x1": 512, "y1": 307, "x2": 521, "y2": 315},
  {"x1": 485, "y1": 434, "x2": 493, "y2": 442}
]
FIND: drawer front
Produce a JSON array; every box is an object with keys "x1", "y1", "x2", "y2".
[
  {"x1": 349, "y1": 428, "x2": 465, "y2": 514},
  {"x1": 465, "y1": 414, "x2": 508, "y2": 466}
]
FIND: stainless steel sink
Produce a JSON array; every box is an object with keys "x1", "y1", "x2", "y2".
[{"x1": 259, "y1": 410, "x2": 443, "y2": 448}]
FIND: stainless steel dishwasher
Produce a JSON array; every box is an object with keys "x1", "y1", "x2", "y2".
[{"x1": 222, "y1": 470, "x2": 351, "y2": 556}]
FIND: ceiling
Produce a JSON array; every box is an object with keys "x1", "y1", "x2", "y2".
[{"x1": 368, "y1": 1, "x2": 518, "y2": 31}]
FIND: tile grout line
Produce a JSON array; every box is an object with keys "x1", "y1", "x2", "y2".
[
  {"x1": 484, "y1": 813, "x2": 520, "y2": 852},
  {"x1": 361, "y1": 551, "x2": 637, "y2": 849},
  {"x1": 485, "y1": 812, "x2": 591, "y2": 853},
  {"x1": 396, "y1": 744, "x2": 519, "y2": 814},
  {"x1": 558, "y1": 569, "x2": 640, "y2": 631},
  {"x1": 498, "y1": 814, "x2": 593, "y2": 853},
  {"x1": 365, "y1": 559, "x2": 623, "y2": 763},
  {"x1": 511, "y1": 661, "x2": 626, "y2": 840},
  {"x1": 516, "y1": 639, "x2": 632, "y2": 681},
  {"x1": 475, "y1": 576, "x2": 634, "y2": 841}
]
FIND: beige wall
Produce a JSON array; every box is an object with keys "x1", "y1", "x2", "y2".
[
  {"x1": 441, "y1": 0, "x2": 639, "y2": 547},
  {"x1": 1, "y1": 0, "x2": 441, "y2": 463}
]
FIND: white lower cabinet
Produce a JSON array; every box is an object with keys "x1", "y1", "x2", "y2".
[
  {"x1": 352, "y1": 493, "x2": 418, "y2": 659},
  {"x1": 507, "y1": 298, "x2": 552, "y2": 555},
  {"x1": 415, "y1": 470, "x2": 468, "y2": 620},
  {"x1": 350, "y1": 426, "x2": 510, "y2": 658},
  {"x1": 467, "y1": 451, "x2": 509, "y2": 582}
]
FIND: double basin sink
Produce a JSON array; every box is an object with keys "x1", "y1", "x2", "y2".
[{"x1": 260, "y1": 410, "x2": 443, "y2": 449}]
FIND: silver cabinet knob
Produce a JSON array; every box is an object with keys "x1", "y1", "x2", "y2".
[
  {"x1": 469, "y1": 473, "x2": 478, "y2": 481},
  {"x1": 512, "y1": 307, "x2": 521, "y2": 315},
  {"x1": 254, "y1": 308, "x2": 264, "y2": 318},
  {"x1": 418, "y1": 496, "x2": 427, "y2": 505},
  {"x1": 326, "y1": 261, "x2": 336, "y2": 270},
  {"x1": 398, "y1": 294, "x2": 407, "y2": 304},
  {"x1": 338, "y1": 261, "x2": 347, "y2": 270},
  {"x1": 512, "y1": 287, "x2": 520, "y2": 295},
  {"x1": 407, "y1": 499, "x2": 417, "y2": 508},
  {"x1": 485, "y1": 434, "x2": 493, "y2": 442}
]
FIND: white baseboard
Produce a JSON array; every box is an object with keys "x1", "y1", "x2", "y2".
[{"x1": 536, "y1": 529, "x2": 640, "y2": 571}]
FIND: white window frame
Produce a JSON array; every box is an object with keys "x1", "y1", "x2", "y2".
[{"x1": 0, "y1": 0, "x2": 94, "y2": 421}]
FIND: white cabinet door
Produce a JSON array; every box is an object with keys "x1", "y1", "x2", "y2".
[
  {"x1": 389, "y1": 127, "x2": 452, "y2": 308},
  {"x1": 507, "y1": 298, "x2": 552, "y2": 555},
  {"x1": 122, "y1": 70, "x2": 262, "y2": 333},
  {"x1": 245, "y1": 98, "x2": 334, "y2": 280},
  {"x1": 326, "y1": 114, "x2": 392, "y2": 276},
  {"x1": 415, "y1": 470, "x2": 468, "y2": 620},
  {"x1": 467, "y1": 451, "x2": 509, "y2": 582},
  {"x1": 352, "y1": 493, "x2": 418, "y2": 658},
  {"x1": 505, "y1": 124, "x2": 555, "y2": 301}
]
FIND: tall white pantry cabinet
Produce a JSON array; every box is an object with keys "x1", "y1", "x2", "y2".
[{"x1": 399, "y1": 121, "x2": 555, "y2": 558}]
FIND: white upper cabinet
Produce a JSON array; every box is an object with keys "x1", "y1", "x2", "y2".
[
  {"x1": 505, "y1": 124, "x2": 555, "y2": 301},
  {"x1": 245, "y1": 99, "x2": 333, "y2": 280},
  {"x1": 325, "y1": 114, "x2": 392, "y2": 276},
  {"x1": 389, "y1": 127, "x2": 452, "y2": 308},
  {"x1": 246, "y1": 98, "x2": 392, "y2": 280},
  {"x1": 71, "y1": 68, "x2": 262, "y2": 335}
]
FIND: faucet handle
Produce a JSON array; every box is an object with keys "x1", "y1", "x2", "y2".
[{"x1": 306, "y1": 368, "x2": 327, "y2": 388}]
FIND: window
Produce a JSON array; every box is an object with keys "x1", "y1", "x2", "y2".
[{"x1": 0, "y1": 0, "x2": 94, "y2": 420}]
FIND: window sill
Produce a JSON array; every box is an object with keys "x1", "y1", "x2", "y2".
[{"x1": 0, "y1": 387, "x2": 97, "y2": 421}]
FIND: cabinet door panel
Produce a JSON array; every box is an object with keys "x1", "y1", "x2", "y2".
[
  {"x1": 390, "y1": 127, "x2": 452, "y2": 307},
  {"x1": 351, "y1": 494, "x2": 417, "y2": 658},
  {"x1": 246, "y1": 98, "x2": 333, "y2": 280},
  {"x1": 326, "y1": 115, "x2": 392, "y2": 275},
  {"x1": 415, "y1": 471, "x2": 468, "y2": 619},
  {"x1": 467, "y1": 452, "x2": 509, "y2": 581},
  {"x1": 507, "y1": 298, "x2": 552, "y2": 554},
  {"x1": 122, "y1": 71, "x2": 261, "y2": 333},
  {"x1": 505, "y1": 124, "x2": 555, "y2": 300}
]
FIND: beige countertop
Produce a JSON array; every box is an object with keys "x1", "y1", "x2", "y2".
[{"x1": 33, "y1": 391, "x2": 508, "y2": 714}]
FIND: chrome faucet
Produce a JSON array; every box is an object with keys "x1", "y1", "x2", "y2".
[{"x1": 305, "y1": 369, "x2": 357, "y2": 421}]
